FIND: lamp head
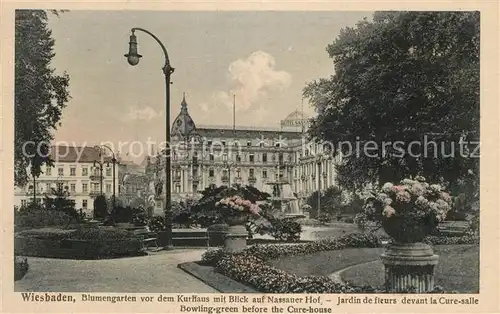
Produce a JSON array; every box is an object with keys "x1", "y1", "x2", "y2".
[{"x1": 124, "y1": 32, "x2": 142, "y2": 66}]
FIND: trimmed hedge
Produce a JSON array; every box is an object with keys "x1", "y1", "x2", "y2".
[
  {"x1": 15, "y1": 226, "x2": 144, "y2": 259},
  {"x1": 201, "y1": 232, "x2": 477, "y2": 293}
]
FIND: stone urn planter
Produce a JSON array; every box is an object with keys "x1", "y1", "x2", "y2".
[
  {"x1": 381, "y1": 216, "x2": 439, "y2": 292},
  {"x1": 223, "y1": 216, "x2": 248, "y2": 253}
]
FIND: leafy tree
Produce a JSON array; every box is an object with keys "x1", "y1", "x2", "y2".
[
  {"x1": 306, "y1": 186, "x2": 343, "y2": 218},
  {"x1": 43, "y1": 186, "x2": 79, "y2": 219},
  {"x1": 304, "y1": 12, "x2": 479, "y2": 193},
  {"x1": 15, "y1": 10, "x2": 70, "y2": 187}
]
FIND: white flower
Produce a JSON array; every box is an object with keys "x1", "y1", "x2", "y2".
[
  {"x1": 430, "y1": 184, "x2": 442, "y2": 193},
  {"x1": 381, "y1": 182, "x2": 394, "y2": 193},
  {"x1": 382, "y1": 206, "x2": 396, "y2": 218},
  {"x1": 402, "y1": 179, "x2": 415, "y2": 186}
]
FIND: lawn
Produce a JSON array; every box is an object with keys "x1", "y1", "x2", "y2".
[{"x1": 270, "y1": 244, "x2": 479, "y2": 293}]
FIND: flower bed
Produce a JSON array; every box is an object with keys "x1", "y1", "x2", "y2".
[{"x1": 201, "y1": 232, "x2": 476, "y2": 293}]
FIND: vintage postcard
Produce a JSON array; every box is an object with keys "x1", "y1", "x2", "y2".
[{"x1": 1, "y1": 0, "x2": 499, "y2": 313}]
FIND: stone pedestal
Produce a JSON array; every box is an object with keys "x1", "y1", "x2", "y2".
[
  {"x1": 381, "y1": 242, "x2": 439, "y2": 292},
  {"x1": 223, "y1": 225, "x2": 247, "y2": 254}
]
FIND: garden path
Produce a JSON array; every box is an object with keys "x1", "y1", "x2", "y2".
[{"x1": 15, "y1": 249, "x2": 217, "y2": 293}]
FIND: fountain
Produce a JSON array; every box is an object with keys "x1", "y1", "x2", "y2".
[{"x1": 262, "y1": 179, "x2": 306, "y2": 219}]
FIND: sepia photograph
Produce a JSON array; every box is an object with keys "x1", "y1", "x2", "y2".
[{"x1": 11, "y1": 8, "x2": 482, "y2": 299}]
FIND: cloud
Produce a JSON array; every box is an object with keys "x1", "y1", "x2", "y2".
[
  {"x1": 121, "y1": 106, "x2": 162, "y2": 122},
  {"x1": 214, "y1": 51, "x2": 292, "y2": 111}
]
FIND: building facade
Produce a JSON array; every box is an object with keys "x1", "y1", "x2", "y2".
[
  {"x1": 14, "y1": 146, "x2": 119, "y2": 217},
  {"x1": 146, "y1": 95, "x2": 340, "y2": 211}
]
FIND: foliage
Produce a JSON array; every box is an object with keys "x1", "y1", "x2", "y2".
[
  {"x1": 14, "y1": 256, "x2": 29, "y2": 281},
  {"x1": 307, "y1": 186, "x2": 344, "y2": 218},
  {"x1": 43, "y1": 187, "x2": 79, "y2": 220},
  {"x1": 93, "y1": 195, "x2": 108, "y2": 219},
  {"x1": 14, "y1": 10, "x2": 70, "y2": 186},
  {"x1": 131, "y1": 207, "x2": 149, "y2": 226},
  {"x1": 362, "y1": 176, "x2": 452, "y2": 224},
  {"x1": 69, "y1": 226, "x2": 133, "y2": 241},
  {"x1": 148, "y1": 216, "x2": 167, "y2": 232},
  {"x1": 268, "y1": 218, "x2": 302, "y2": 242},
  {"x1": 14, "y1": 188, "x2": 81, "y2": 227},
  {"x1": 304, "y1": 11, "x2": 479, "y2": 191},
  {"x1": 15, "y1": 206, "x2": 74, "y2": 228},
  {"x1": 192, "y1": 184, "x2": 270, "y2": 217},
  {"x1": 216, "y1": 195, "x2": 262, "y2": 217}
]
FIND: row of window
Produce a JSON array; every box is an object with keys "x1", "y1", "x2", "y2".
[
  {"x1": 29, "y1": 182, "x2": 114, "y2": 194},
  {"x1": 43, "y1": 166, "x2": 113, "y2": 177},
  {"x1": 21, "y1": 198, "x2": 89, "y2": 208},
  {"x1": 205, "y1": 140, "x2": 285, "y2": 148},
  {"x1": 175, "y1": 152, "x2": 291, "y2": 163}
]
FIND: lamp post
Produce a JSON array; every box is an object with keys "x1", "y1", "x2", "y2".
[
  {"x1": 222, "y1": 153, "x2": 239, "y2": 186},
  {"x1": 92, "y1": 159, "x2": 104, "y2": 196},
  {"x1": 316, "y1": 157, "x2": 322, "y2": 218},
  {"x1": 97, "y1": 145, "x2": 117, "y2": 210},
  {"x1": 125, "y1": 27, "x2": 174, "y2": 250}
]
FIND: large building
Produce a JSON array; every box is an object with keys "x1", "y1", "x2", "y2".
[
  {"x1": 14, "y1": 146, "x2": 120, "y2": 217},
  {"x1": 146, "y1": 95, "x2": 339, "y2": 213}
]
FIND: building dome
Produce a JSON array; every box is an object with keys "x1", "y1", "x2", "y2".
[
  {"x1": 280, "y1": 109, "x2": 309, "y2": 128},
  {"x1": 171, "y1": 93, "x2": 197, "y2": 140},
  {"x1": 283, "y1": 110, "x2": 308, "y2": 121}
]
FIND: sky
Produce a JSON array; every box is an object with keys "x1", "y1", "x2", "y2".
[{"x1": 47, "y1": 11, "x2": 373, "y2": 157}]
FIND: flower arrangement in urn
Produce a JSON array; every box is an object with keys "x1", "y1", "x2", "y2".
[
  {"x1": 363, "y1": 176, "x2": 452, "y2": 243},
  {"x1": 215, "y1": 195, "x2": 262, "y2": 225}
]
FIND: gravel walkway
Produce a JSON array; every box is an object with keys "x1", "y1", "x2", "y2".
[{"x1": 15, "y1": 249, "x2": 217, "y2": 293}]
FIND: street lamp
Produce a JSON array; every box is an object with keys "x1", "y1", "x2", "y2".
[
  {"x1": 125, "y1": 27, "x2": 174, "y2": 250},
  {"x1": 222, "y1": 153, "x2": 239, "y2": 186},
  {"x1": 316, "y1": 156, "x2": 322, "y2": 218},
  {"x1": 97, "y1": 145, "x2": 118, "y2": 211}
]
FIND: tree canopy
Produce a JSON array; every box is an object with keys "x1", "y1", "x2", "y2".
[
  {"x1": 15, "y1": 10, "x2": 70, "y2": 186},
  {"x1": 304, "y1": 11, "x2": 479, "y2": 192}
]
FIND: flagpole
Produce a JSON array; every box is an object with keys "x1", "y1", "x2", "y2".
[{"x1": 233, "y1": 94, "x2": 236, "y2": 133}]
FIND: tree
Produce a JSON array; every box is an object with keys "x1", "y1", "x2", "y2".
[
  {"x1": 306, "y1": 186, "x2": 344, "y2": 218},
  {"x1": 43, "y1": 186, "x2": 78, "y2": 218},
  {"x1": 15, "y1": 10, "x2": 70, "y2": 187},
  {"x1": 304, "y1": 12, "x2": 479, "y2": 192}
]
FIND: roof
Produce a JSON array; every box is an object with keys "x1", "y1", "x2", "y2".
[
  {"x1": 282, "y1": 110, "x2": 309, "y2": 121},
  {"x1": 171, "y1": 94, "x2": 197, "y2": 140},
  {"x1": 49, "y1": 146, "x2": 113, "y2": 163},
  {"x1": 195, "y1": 126, "x2": 303, "y2": 139}
]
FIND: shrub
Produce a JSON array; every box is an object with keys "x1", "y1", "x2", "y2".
[
  {"x1": 268, "y1": 219, "x2": 302, "y2": 242},
  {"x1": 69, "y1": 226, "x2": 133, "y2": 241},
  {"x1": 318, "y1": 214, "x2": 331, "y2": 224},
  {"x1": 148, "y1": 216, "x2": 167, "y2": 232},
  {"x1": 93, "y1": 195, "x2": 108, "y2": 219},
  {"x1": 15, "y1": 207, "x2": 74, "y2": 228},
  {"x1": 200, "y1": 249, "x2": 227, "y2": 266},
  {"x1": 207, "y1": 223, "x2": 229, "y2": 232},
  {"x1": 131, "y1": 207, "x2": 149, "y2": 226},
  {"x1": 15, "y1": 226, "x2": 142, "y2": 259},
  {"x1": 14, "y1": 256, "x2": 29, "y2": 281}
]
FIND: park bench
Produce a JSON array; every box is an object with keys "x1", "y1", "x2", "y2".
[
  {"x1": 435, "y1": 221, "x2": 470, "y2": 236},
  {"x1": 133, "y1": 227, "x2": 162, "y2": 252},
  {"x1": 172, "y1": 229, "x2": 210, "y2": 247}
]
